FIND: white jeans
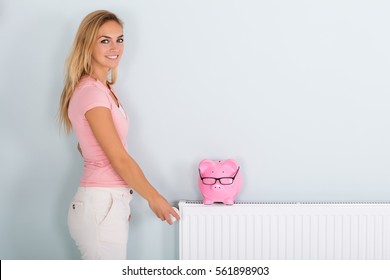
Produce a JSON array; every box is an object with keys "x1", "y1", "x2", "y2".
[{"x1": 67, "y1": 186, "x2": 133, "y2": 260}]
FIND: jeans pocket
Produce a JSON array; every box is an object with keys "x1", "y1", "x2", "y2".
[
  {"x1": 67, "y1": 201, "x2": 84, "y2": 241},
  {"x1": 95, "y1": 194, "x2": 113, "y2": 225},
  {"x1": 97, "y1": 195, "x2": 130, "y2": 244}
]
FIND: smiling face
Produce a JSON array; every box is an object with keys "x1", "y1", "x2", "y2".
[{"x1": 91, "y1": 20, "x2": 124, "y2": 80}]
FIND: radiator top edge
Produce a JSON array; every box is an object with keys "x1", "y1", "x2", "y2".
[{"x1": 180, "y1": 200, "x2": 390, "y2": 205}]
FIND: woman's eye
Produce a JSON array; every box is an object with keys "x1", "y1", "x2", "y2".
[
  {"x1": 117, "y1": 38, "x2": 124, "y2": 43},
  {"x1": 100, "y1": 39, "x2": 109, "y2": 44}
]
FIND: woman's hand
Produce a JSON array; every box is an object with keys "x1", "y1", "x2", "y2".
[{"x1": 148, "y1": 194, "x2": 180, "y2": 225}]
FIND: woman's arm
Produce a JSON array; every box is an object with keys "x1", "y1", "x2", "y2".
[{"x1": 85, "y1": 107, "x2": 180, "y2": 224}]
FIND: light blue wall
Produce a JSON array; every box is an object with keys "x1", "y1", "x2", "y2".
[{"x1": 1, "y1": 0, "x2": 390, "y2": 259}]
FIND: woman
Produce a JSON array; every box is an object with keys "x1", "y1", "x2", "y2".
[{"x1": 58, "y1": 10, "x2": 180, "y2": 260}]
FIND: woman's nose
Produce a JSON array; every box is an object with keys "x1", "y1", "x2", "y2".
[{"x1": 110, "y1": 42, "x2": 119, "y2": 51}]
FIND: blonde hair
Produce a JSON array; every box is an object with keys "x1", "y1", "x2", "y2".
[{"x1": 58, "y1": 10, "x2": 123, "y2": 134}]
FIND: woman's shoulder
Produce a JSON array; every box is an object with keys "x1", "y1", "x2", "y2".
[
  {"x1": 69, "y1": 76, "x2": 112, "y2": 114},
  {"x1": 71, "y1": 76, "x2": 111, "y2": 105},
  {"x1": 76, "y1": 76, "x2": 108, "y2": 92}
]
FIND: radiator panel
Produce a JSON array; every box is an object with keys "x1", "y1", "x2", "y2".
[{"x1": 179, "y1": 201, "x2": 390, "y2": 260}]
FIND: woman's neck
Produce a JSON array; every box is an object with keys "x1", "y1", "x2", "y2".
[{"x1": 91, "y1": 68, "x2": 109, "y2": 86}]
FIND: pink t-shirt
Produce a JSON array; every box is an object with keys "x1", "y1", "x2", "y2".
[{"x1": 68, "y1": 76, "x2": 128, "y2": 187}]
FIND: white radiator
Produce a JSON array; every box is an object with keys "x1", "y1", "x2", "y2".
[{"x1": 179, "y1": 200, "x2": 390, "y2": 260}]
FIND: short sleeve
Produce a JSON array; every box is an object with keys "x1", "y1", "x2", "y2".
[
  {"x1": 68, "y1": 84, "x2": 112, "y2": 120},
  {"x1": 74, "y1": 84, "x2": 111, "y2": 116}
]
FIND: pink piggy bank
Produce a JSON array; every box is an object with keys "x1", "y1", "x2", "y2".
[{"x1": 198, "y1": 159, "x2": 242, "y2": 205}]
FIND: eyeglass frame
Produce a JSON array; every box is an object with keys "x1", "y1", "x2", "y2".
[{"x1": 198, "y1": 166, "x2": 240, "y2": 185}]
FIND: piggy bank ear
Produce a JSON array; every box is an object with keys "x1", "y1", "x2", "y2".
[
  {"x1": 199, "y1": 159, "x2": 215, "y2": 174},
  {"x1": 223, "y1": 159, "x2": 239, "y2": 170}
]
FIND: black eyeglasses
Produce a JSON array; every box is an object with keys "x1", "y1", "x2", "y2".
[{"x1": 199, "y1": 167, "x2": 240, "y2": 185}]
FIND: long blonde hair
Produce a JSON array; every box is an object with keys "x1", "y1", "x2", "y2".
[{"x1": 58, "y1": 10, "x2": 123, "y2": 134}]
